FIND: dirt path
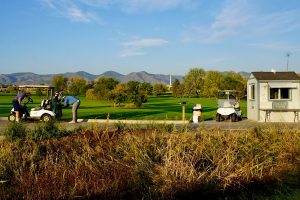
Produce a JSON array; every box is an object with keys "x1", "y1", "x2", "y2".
[{"x1": 0, "y1": 118, "x2": 299, "y2": 135}]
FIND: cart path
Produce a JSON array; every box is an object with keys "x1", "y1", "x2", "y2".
[{"x1": 0, "y1": 117, "x2": 299, "y2": 135}]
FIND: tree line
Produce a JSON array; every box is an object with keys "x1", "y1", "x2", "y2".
[
  {"x1": 0, "y1": 68, "x2": 247, "y2": 107},
  {"x1": 49, "y1": 68, "x2": 247, "y2": 107}
]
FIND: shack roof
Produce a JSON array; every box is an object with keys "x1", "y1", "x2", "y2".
[{"x1": 251, "y1": 72, "x2": 300, "y2": 81}]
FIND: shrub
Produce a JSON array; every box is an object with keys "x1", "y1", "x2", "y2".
[
  {"x1": 0, "y1": 125, "x2": 299, "y2": 199},
  {"x1": 28, "y1": 120, "x2": 69, "y2": 140},
  {"x1": 4, "y1": 122, "x2": 26, "y2": 141}
]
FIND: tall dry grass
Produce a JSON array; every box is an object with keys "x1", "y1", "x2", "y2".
[{"x1": 0, "y1": 122, "x2": 299, "y2": 199}]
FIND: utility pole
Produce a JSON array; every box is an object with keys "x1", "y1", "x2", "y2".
[{"x1": 286, "y1": 52, "x2": 290, "y2": 71}]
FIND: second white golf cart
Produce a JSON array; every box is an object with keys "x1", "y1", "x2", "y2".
[
  {"x1": 216, "y1": 90, "x2": 242, "y2": 122},
  {"x1": 8, "y1": 85, "x2": 57, "y2": 122}
]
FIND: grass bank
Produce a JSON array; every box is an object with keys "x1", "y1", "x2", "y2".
[
  {"x1": 0, "y1": 122, "x2": 299, "y2": 199},
  {"x1": 0, "y1": 94, "x2": 247, "y2": 120}
]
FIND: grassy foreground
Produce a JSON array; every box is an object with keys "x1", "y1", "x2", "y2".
[{"x1": 0, "y1": 122, "x2": 299, "y2": 199}]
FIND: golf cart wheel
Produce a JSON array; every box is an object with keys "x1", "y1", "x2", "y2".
[
  {"x1": 41, "y1": 114, "x2": 52, "y2": 122},
  {"x1": 8, "y1": 113, "x2": 16, "y2": 122},
  {"x1": 238, "y1": 114, "x2": 243, "y2": 121},
  {"x1": 231, "y1": 113, "x2": 237, "y2": 122},
  {"x1": 216, "y1": 113, "x2": 221, "y2": 122}
]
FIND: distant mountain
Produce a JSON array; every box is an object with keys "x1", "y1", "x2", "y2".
[
  {"x1": 0, "y1": 72, "x2": 52, "y2": 85},
  {"x1": 96, "y1": 71, "x2": 124, "y2": 81},
  {"x1": 120, "y1": 71, "x2": 183, "y2": 84},
  {"x1": 0, "y1": 70, "x2": 251, "y2": 85},
  {"x1": 0, "y1": 71, "x2": 183, "y2": 85}
]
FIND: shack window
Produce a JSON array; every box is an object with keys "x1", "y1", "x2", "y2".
[
  {"x1": 280, "y1": 88, "x2": 290, "y2": 99},
  {"x1": 269, "y1": 88, "x2": 290, "y2": 100}
]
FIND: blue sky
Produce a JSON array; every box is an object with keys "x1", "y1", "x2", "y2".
[{"x1": 1, "y1": 0, "x2": 300, "y2": 75}]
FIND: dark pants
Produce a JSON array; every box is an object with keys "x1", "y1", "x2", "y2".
[{"x1": 12, "y1": 99, "x2": 20, "y2": 111}]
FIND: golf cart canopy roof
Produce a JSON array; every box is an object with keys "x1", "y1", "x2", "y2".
[{"x1": 18, "y1": 85, "x2": 55, "y2": 89}]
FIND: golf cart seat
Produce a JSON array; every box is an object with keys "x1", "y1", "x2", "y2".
[
  {"x1": 31, "y1": 106, "x2": 43, "y2": 111},
  {"x1": 41, "y1": 99, "x2": 52, "y2": 110},
  {"x1": 223, "y1": 101, "x2": 233, "y2": 108}
]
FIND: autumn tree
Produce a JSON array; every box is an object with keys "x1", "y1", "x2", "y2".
[
  {"x1": 153, "y1": 83, "x2": 167, "y2": 96},
  {"x1": 51, "y1": 75, "x2": 68, "y2": 92},
  {"x1": 171, "y1": 79, "x2": 184, "y2": 97},
  {"x1": 220, "y1": 72, "x2": 247, "y2": 98},
  {"x1": 94, "y1": 77, "x2": 119, "y2": 100},
  {"x1": 69, "y1": 76, "x2": 87, "y2": 96},
  {"x1": 86, "y1": 89, "x2": 96, "y2": 99},
  {"x1": 6, "y1": 85, "x2": 16, "y2": 94},
  {"x1": 202, "y1": 71, "x2": 223, "y2": 97},
  {"x1": 183, "y1": 68, "x2": 206, "y2": 97},
  {"x1": 140, "y1": 82, "x2": 153, "y2": 95},
  {"x1": 108, "y1": 83, "x2": 128, "y2": 107}
]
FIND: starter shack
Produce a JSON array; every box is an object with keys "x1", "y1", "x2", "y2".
[{"x1": 247, "y1": 71, "x2": 300, "y2": 122}]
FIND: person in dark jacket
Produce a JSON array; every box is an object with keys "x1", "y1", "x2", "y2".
[
  {"x1": 12, "y1": 92, "x2": 30, "y2": 122},
  {"x1": 52, "y1": 91, "x2": 62, "y2": 119},
  {"x1": 63, "y1": 95, "x2": 80, "y2": 123}
]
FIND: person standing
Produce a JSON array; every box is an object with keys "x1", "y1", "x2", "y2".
[
  {"x1": 63, "y1": 95, "x2": 80, "y2": 123},
  {"x1": 52, "y1": 91, "x2": 62, "y2": 119},
  {"x1": 12, "y1": 92, "x2": 30, "y2": 122}
]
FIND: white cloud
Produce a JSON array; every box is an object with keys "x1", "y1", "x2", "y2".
[
  {"x1": 122, "y1": 38, "x2": 169, "y2": 47},
  {"x1": 118, "y1": 0, "x2": 198, "y2": 12},
  {"x1": 183, "y1": 0, "x2": 252, "y2": 43},
  {"x1": 67, "y1": 7, "x2": 95, "y2": 22},
  {"x1": 40, "y1": 0, "x2": 99, "y2": 23},
  {"x1": 182, "y1": 0, "x2": 300, "y2": 43},
  {"x1": 40, "y1": 0, "x2": 199, "y2": 22},
  {"x1": 120, "y1": 38, "x2": 169, "y2": 57},
  {"x1": 41, "y1": 0, "x2": 199, "y2": 17}
]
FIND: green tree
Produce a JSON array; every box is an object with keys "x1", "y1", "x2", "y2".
[
  {"x1": 69, "y1": 76, "x2": 87, "y2": 96},
  {"x1": 108, "y1": 83, "x2": 128, "y2": 107},
  {"x1": 140, "y1": 82, "x2": 153, "y2": 95},
  {"x1": 183, "y1": 68, "x2": 206, "y2": 97},
  {"x1": 6, "y1": 85, "x2": 16, "y2": 94},
  {"x1": 153, "y1": 83, "x2": 167, "y2": 96},
  {"x1": 126, "y1": 81, "x2": 147, "y2": 107},
  {"x1": 220, "y1": 72, "x2": 247, "y2": 98},
  {"x1": 36, "y1": 88, "x2": 43, "y2": 97},
  {"x1": 172, "y1": 79, "x2": 184, "y2": 97},
  {"x1": 202, "y1": 71, "x2": 223, "y2": 97},
  {"x1": 94, "y1": 77, "x2": 119, "y2": 100},
  {"x1": 51, "y1": 75, "x2": 68, "y2": 92}
]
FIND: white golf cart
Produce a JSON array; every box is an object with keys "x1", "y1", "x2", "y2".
[
  {"x1": 8, "y1": 85, "x2": 57, "y2": 122},
  {"x1": 216, "y1": 90, "x2": 242, "y2": 122}
]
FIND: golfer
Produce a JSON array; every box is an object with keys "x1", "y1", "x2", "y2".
[
  {"x1": 12, "y1": 92, "x2": 30, "y2": 122},
  {"x1": 63, "y1": 95, "x2": 80, "y2": 123},
  {"x1": 53, "y1": 91, "x2": 63, "y2": 119}
]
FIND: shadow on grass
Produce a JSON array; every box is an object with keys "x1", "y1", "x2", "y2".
[{"x1": 82, "y1": 111, "x2": 164, "y2": 120}]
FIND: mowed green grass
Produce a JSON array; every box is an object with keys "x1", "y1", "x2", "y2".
[{"x1": 0, "y1": 93, "x2": 247, "y2": 120}]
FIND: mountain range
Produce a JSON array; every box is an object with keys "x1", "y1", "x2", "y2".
[
  {"x1": 0, "y1": 71, "x2": 184, "y2": 85},
  {"x1": 0, "y1": 70, "x2": 251, "y2": 85}
]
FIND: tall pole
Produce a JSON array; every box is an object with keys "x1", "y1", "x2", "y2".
[{"x1": 286, "y1": 52, "x2": 290, "y2": 71}]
